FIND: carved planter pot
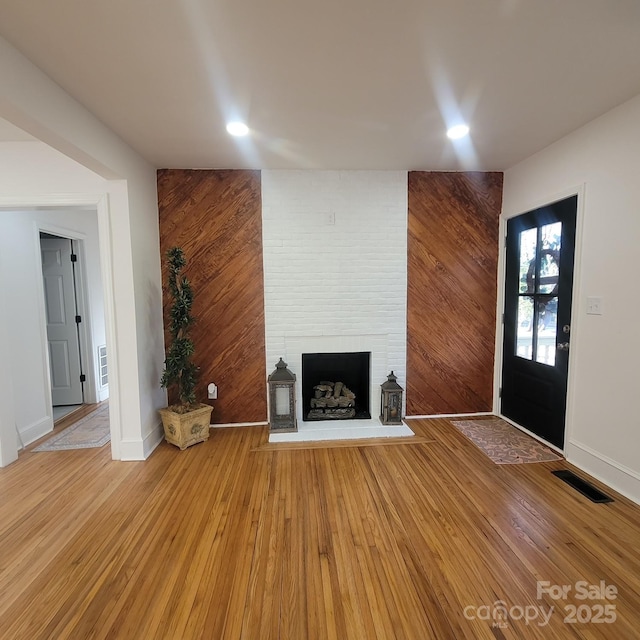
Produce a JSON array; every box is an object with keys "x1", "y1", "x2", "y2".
[{"x1": 159, "y1": 404, "x2": 213, "y2": 450}]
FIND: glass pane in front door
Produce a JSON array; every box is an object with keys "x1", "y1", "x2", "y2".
[
  {"x1": 515, "y1": 221, "x2": 562, "y2": 367},
  {"x1": 516, "y1": 296, "x2": 534, "y2": 359},
  {"x1": 539, "y1": 222, "x2": 561, "y2": 294},
  {"x1": 519, "y1": 228, "x2": 537, "y2": 294},
  {"x1": 536, "y1": 296, "x2": 558, "y2": 366}
]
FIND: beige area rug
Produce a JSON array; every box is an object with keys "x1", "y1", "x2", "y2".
[
  {"x1": 450, "y1": 418, "x2": 562, "y2": 464},
  {"x1": 34, "y1": 405, "x2": 110, "y2": 451}
]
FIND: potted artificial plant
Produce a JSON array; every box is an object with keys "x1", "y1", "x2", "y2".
[{"x1": 159, "y1": 247, "x2": 213, "y2": 449}]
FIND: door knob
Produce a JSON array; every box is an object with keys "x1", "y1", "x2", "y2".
[{"x1": 557, "y1": 342, "x2": 570, "y2": 351}]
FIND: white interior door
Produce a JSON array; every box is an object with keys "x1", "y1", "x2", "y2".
[{"x1": 41, "y1": 237, "x2": 84, "y2": 406}]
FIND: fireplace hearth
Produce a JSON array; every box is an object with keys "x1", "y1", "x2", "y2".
[{"x1": 302, "y1": 352, "x2": 370, "y2": 421}]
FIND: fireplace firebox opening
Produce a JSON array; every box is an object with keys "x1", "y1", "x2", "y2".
[{"x1": 302, "y1": 352, "x2": 371, "y2": 421}]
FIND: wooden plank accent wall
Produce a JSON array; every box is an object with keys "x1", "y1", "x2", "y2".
[
  {"x1": 407, "y1": 171, "x2": 503, "y2": 415},
  {"x1": 157, "y1": 169, "x2": 267, "y2": 424}
]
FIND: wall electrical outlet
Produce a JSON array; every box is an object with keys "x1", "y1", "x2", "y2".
[
  {"x1": 207, "y1": 383, "x2": 218, "y2": 399},
  {"x1": 586, "y1": 296, "x2": 603, "y2": 315}
]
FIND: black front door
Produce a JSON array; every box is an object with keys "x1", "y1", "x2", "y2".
[{"x1": 501, "y1": 195, "x2": 577, "y2": 449}]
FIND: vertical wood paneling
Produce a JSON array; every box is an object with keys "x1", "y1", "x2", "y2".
[
  {"x1": 157, "y1": 169, "x2": 267, "y2": 424},
  {"x1": 407, "y1": 171, "x2": 503, "y2": 415}
]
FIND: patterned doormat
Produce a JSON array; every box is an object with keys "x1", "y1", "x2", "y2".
[
  {"x1": 450, "y1": 418, "x2": 562, "y2": 464},
  {"x1": 33, "y1": 405, "x2": 110, "y2": 451}
]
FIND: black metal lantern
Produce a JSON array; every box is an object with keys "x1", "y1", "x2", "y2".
[
  {"x1": 380, "y1": 371, "x2": 403, "y2": 425},
  {"x1": 268, "y1": 358, "x2": 298, "y2": 432}
]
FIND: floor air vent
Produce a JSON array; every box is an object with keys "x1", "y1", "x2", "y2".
[{"x1": 552, "y1": 470, "x2": 613, "y2": 503}]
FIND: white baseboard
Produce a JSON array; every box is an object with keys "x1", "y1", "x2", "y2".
[
  {"x1": 142, "y1": 422, "x2": 164, "y2": 459},
  {"x1": 566, "y1": 439, "x2": 640, "y2": 506},
  {"x1": 20, "y1": 415, "x2": 54, "y2": 447},
  {"x1": 120, "y1": 421, "x2": 163, "y2": 461},
  {"x1": 406, "y1": 412, "x2": 493, "y2": 420},
  {"x1": 119, "y1": 438, "x2": 145, "y2": 461},
  {"x1": 211, "y1": 421, "x2": 268, "y2": 428}
]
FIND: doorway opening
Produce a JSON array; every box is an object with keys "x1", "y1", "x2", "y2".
[
  {"x1": 0, "y1": 189, "x2": 123, "y2": 467},
  {"x1": 500, "y1": 195, "x2": 577, "y2": 449},
  {"x1": 36, "y1": 222, "x2": 110, "y2": 434}
]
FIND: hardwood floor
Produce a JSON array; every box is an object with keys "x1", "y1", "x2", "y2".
[{"x1": 1, "y1": 418, "x2": 639, "y2": 639}]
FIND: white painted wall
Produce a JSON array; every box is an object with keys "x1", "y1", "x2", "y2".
[
  {"x1": 501, "y1": 93, "x2": 640, "y2": 504},
  {"x1": 0, "y1": 214, "x2": 51, "y2": 446},
  {"x1": 0, "y1": 220, "x2": 19, "y2": 464},
  {"x1": 262, "y1": 170, "x2": 408, "y2": 425},
  {"x1": 0, "y1": 35, "x2": 166, "y2": 463}
]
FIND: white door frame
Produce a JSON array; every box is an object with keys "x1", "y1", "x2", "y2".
[
  {"x1": 493, "y1": 183, "x2": 586, "y2": 456},
  {"x1": 0, "y1": 193, "x2": 122, "y2": 463}
]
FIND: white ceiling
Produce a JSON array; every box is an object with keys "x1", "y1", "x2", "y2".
[
  {"x1": 1, "y1": 0, "x2": 640, "y2": 171},
  {"x1": 0, "y1": 117, "x2": 35, "y2": 141}
]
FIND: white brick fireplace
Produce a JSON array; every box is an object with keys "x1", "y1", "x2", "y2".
[{"x1": 262, "y1": 170, "x2": 413, "y2": 441}]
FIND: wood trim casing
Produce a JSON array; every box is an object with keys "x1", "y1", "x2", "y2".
[
  {"x1": 157, "y1": 169, "x2": 267, "y2": 424},
  {"x1": 407, "y1": 171, "x2": 503, "y2": 415}
]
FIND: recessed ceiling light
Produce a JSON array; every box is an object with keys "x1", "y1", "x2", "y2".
[
  {"x1": 226, "y1": 121, "x2": 249, "y2": 137},
  {"x1": 446, "y1": 124, "x2": 470, "y2": 140}
]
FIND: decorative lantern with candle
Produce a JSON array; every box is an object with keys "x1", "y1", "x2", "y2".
[
  {"x1": 268, "y1": 358, "x2": 298, "y2": 432},
  {"x1": 380, "y1": 371, "x2": 403, "y2": 425}
]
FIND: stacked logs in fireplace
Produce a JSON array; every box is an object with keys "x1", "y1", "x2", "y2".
[{"x1": 308, "y1": 381, "x2": 356, "y2": 420}]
